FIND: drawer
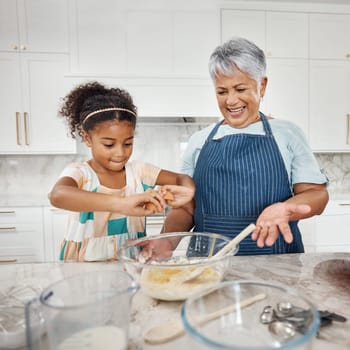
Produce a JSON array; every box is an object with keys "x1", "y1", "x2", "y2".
[
  {"x1": 0, "y1": 223, "x2": 43, "y2": 248},
  {"x1": 0, "y1": 207, "x2": 43, "y2": 225},
  {"x1": 315, "y1": 215, "x2": 350, "y2": 245},
  {"x1": 0, "y1": 253, "x2": 40, "y2": 264}
]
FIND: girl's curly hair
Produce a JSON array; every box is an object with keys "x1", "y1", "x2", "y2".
[{"x1": 59, "y1": 81, "x2": 137, "y2": 139}]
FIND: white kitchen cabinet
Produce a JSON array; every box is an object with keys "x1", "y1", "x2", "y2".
[
  {"x1": 314, "y1": 201, "x2": 350, "y2": 252},
  {"x1": 298, "y1": 201, "x2": 350, "y2": 253},
  {"x1": 221, "y1": 9, "x2": 309, "y2": 134},
  {"x1": 0, "y1": 0, "x2": 69, "y2": 53},
  {"x1": 265, "y1": 11, "x2": 308, "y2": 59},
  {"x1": 309, "y1": 60, "x2": 350, "y2": 152},
  {"x1": 43, "y1": 207, "x2": 69, "y2": 262},
  {"x1": 69, "y1": 1, "x2": 220, "y2": 117},
  {"x1": 309, "y1": 13, "x2": 350, "y2": 60},
  {"x1": 64, "y1": 75, "x2": 220, "y2": 118},
  {"x1": 0, "y1": 207, "x2": 45, "y2": 263},
  {"x1": 298, "y1": 217, "x2": 316, "y2": 253},
  {"x1": 221, "y1": 9, "x2": 266, "y2": 51},
  {"x1": 221, "y1": 9, "x2": 308, "y2": 58},
  {"x1": 0, "y1": 52, "x2": 76, "y2": 154},
  {"x1": 71, "y1": 1, "x2": 219, "y2": 77},
  {"x1": 265, "y1": 58, "x2": 309, "y2": 133}
]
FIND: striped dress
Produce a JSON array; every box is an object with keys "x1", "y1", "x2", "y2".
[{"x1": 56, "y1": 160, "x2": 161, "y2": 262}]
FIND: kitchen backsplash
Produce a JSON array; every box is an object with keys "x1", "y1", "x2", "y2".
[{"x1": 0, "y1": 124, "x2": 350, "y2": 202}]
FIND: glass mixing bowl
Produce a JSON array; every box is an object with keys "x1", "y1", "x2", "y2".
[
  {"x1": 181, "y1": 280, "x2": 320, "y2": 349},
  {"x1": 117, "y1": 232, "x2": 239, "y2": 301}
]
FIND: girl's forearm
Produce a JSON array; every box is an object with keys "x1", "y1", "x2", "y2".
[{"x1": 49, "y1": 185, "x2": 121, "y2": 212}]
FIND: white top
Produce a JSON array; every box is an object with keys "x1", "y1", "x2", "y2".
[{"x1": 181, "y1": 118, "x2": 328, "y2": 186}]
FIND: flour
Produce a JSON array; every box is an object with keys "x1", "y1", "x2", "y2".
[{"x1": 140, "y1": 265, "x2": 223, "y2": 301}]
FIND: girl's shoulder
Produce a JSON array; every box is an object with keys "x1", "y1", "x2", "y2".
[
  {"x1": 61, "y1": 161, "x2": 94, "y2": 176},
  {"x1": 59, "y1": 161, "x2": 99, "y2": 189}
]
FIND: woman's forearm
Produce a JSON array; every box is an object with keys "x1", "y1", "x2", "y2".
[
  {"x1": 162, "y1": 202, "x2": 194, "y2": 233},
  {"x1": 286, "y1": 183, "x2": 329, "y2": 221}
]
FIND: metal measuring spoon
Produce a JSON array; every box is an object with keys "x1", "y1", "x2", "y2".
[
  {"x1": 276, "y1": 302, "x2": 306, "y2": 316},
  {"x1": 260, "y1": 303, "x2": 311, "y2": 342},
  {"x1": 268, "y1": 321, "x2": 297, "y2": 342}
]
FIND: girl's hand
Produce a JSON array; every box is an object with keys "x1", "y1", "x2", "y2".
[
  {"x1": 159, "y1": 185, "x2": 195, "y2": 208},
  {"x1": 251, "y1": 202, "x2": 311, "y2": 247},
  {"x1": 119, "y1": 190, "x2": 165, "y2": 216}
]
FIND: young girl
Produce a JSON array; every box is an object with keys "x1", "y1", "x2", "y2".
[{"x1": 49, "y1": 81, "x2": 195, "y2": 262}]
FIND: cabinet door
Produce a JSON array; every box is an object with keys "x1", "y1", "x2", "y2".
[
  {"x1": 43, "y1": 207, "x2": 69, "y2": 262},
  {"x1": 0, "y1": 0, "x2": 69, "y2": 53},
  {"x1": 0, "y1": 0, "x2": 19, "y2": 51},
  {"x1": 315, "y1": 215, "x2": 350, "y2": 252},
  {"x1": 265, "y1": 58, "x2": 309, "y2": 135},
  {"x1": 221, "y1": 9, "x2": 265, "y2": 50},
  {"x1": 20, "y1": 53, "x2": 76, "y2": 153},
  {"x1": 17, "y1": 0, "x2": 69, "y2": 53},
  {"x1": 298, "y1": 217, "x2": 316, "y2": 253},
  {"x1": 126, "y1": 10, "x2": 172, "y2": 76},
  {"x1": 0, "y1": 53, "x2": 24, "y2": 152},
  {"x1": 309, "y1": 60, "x2": 350, "y2": 151},
  {"x1": 310, "y1": 13, "x2": 350, "y2": 60},
  {"x1": 173, "y1": 11, "x2": 219, "y2": 76},
  {"x1": 266, "y1": 12, "x2": 308, "y2": 58},
  {"x1": 71, "y1": 0, "x2": 128, "y2": 74}
]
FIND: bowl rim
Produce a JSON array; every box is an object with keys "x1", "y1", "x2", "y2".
[
  {"x1": 117, "y1": 231, "x2": 239, "y2": 268},
  {"x1": 181, "y1": 280, "x2": 320, "y2": 350}
]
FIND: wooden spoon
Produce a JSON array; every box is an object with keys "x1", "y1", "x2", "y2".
[
  {"x1": 143, "y1": 292, "x2": 266, "y2": 344},
  {"x1": 172, "y1": 223, "x2": 256, "y2": 283}
]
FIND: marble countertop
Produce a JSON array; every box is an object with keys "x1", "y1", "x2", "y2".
[{"x1": 0, "y1": 252, "x2": 349, "y2": 350}]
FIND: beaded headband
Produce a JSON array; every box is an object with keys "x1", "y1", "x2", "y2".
[{"x1": 82, "y1": 107, "x2": 137, "y2": 124}]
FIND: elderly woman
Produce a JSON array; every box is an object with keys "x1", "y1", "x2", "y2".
[{"x1": 164, "y1": 37, "x2": 329, "y2": 255}]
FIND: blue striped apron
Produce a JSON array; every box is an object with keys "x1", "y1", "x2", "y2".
[{"x1": 192, "y1": 112, "x2": 304, "y2": 255}]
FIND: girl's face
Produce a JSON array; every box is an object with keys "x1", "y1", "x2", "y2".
[
  {"x1": 214, "y1": 68, "x2": 267, "y2": 128},
  {"x1": 83, "y1": 120, "x2": 134, "y2": 173}
]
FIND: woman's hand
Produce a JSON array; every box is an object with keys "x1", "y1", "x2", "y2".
[
  {"x1": 159, "y1": 185, "x2": 195, "y2": 208},
  {"x1": 252, "y1": 202, "x2": 311, "y2": 247}
]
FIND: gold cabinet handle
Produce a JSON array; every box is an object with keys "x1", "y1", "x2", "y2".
[
  {"x1": 0, "y1": 211, "x2": 16, "y2": 215},
  {"x1": 0, "y1": 258, "x2": 17, "y2": 263},
  {"x1": 347, "y1": 114, "x2": 350, "y2": 145},
  {"x1": 24, "y1": 112, "x2": 29, "y2": 145},
  {"x1": 0, "y1": 227, "x2": 16, "y2": 231},
  {"x1": 13, "y1": 45, "x2": 18, "y2": 50},
  {"x1": 16, "y1": 112, "x2": 21, "y2": 145}
]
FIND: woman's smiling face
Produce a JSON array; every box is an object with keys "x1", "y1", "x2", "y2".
[{"x1": 214, "y1": 68, "x2": 267, "y2": 129}]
